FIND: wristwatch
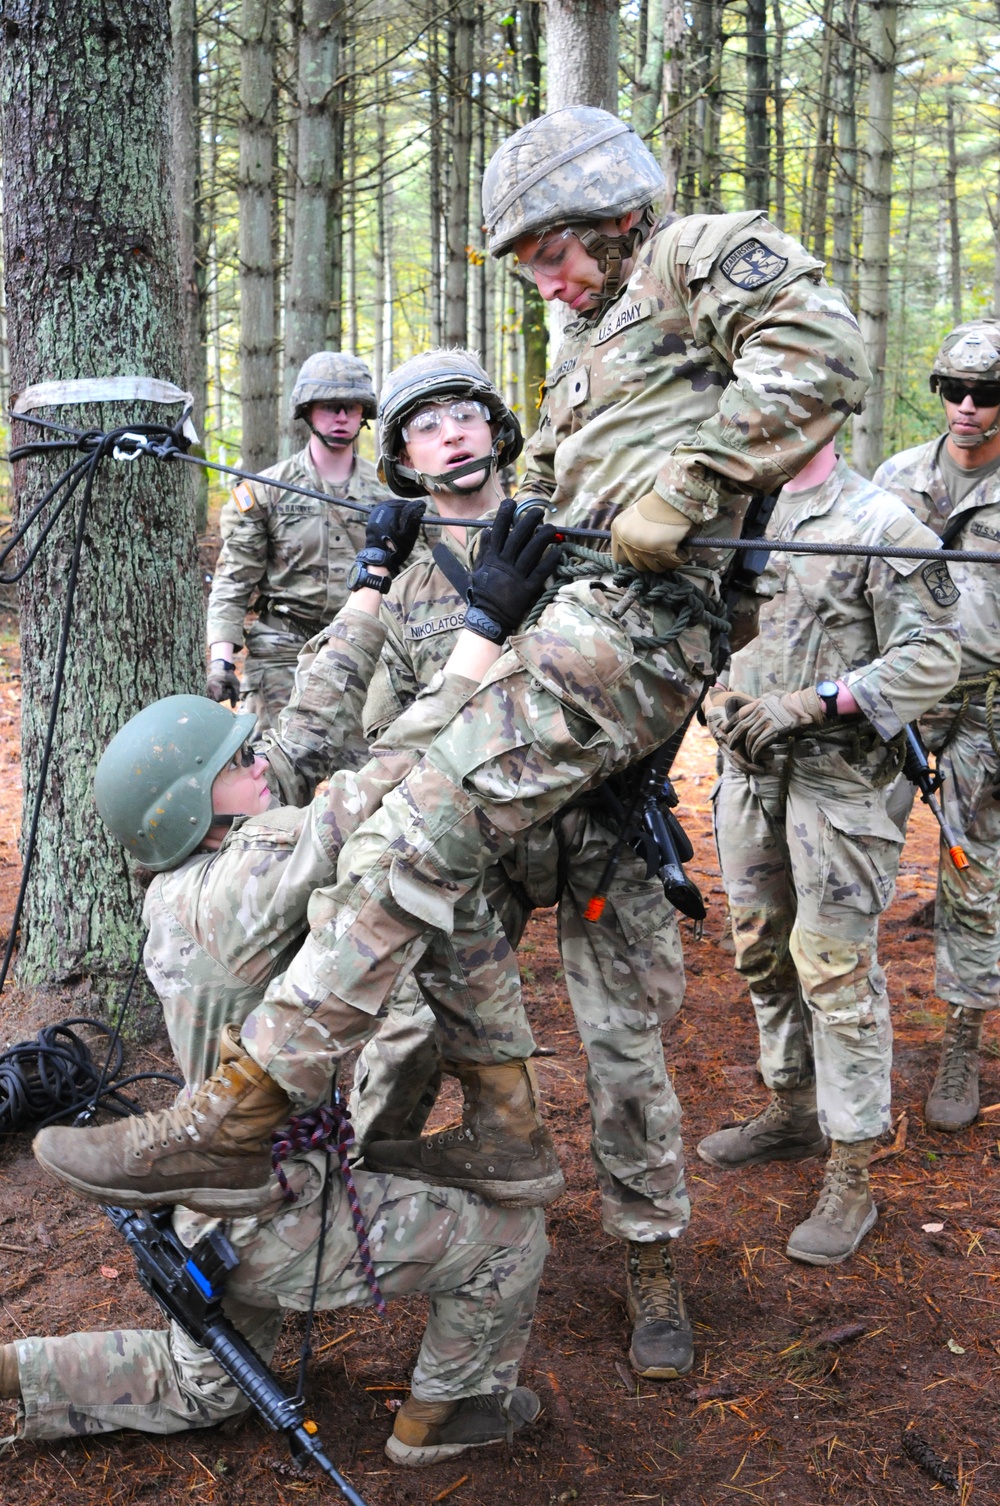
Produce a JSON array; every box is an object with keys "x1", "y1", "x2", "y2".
[
  {"x1": 816, "y1": 680, "x2": 840, "y2": 720},
  {"x1": 347, "y1": 559, "x2": 392, "y2": 595}
]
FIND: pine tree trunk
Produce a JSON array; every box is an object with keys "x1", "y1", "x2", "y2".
[
  {"x1": 633, "y1": 0, "x2": 664, "y2": 142},
  {"x1": 744, "y1": 0, "x2": 769, "y2": 211},
  {"x1": 0, "y1": 0, "x2": 203, "y2": 1013},
  {"x1": 808, "y1": 0, "x2": 836, "y2": 259},
  {"x1": 661, "y1": 2, "x2": 685, "y2": 210},
  {"x1": 282, "y1": 0, "x2": 340, "y2": 450},
  {"x1": 852, "y1": 0, "x2": 897, "y2": 477},
  {"x1": 170, "y1": 0, "x2": 209, "y2": 529},
  {"x1": 239, "y1": 0, "x2": 279, "y2": 472},
  {"x1": 831, "y1": 0, "x2": 857, "y2": 296},
  {"x1": 428, "y1": 6, "x2": 443, "y2": 347},
  {"x1": 520, "y1": 1, "x2": 547, "y2": 436},
  {"x1": 944, "y1": 86, "x2": 962, "y2": 327},
  {"x1": 770, "y1": 0, "x2": 786, "y2": 229},
  {"x1": 545, "y1": 0, "x2": 618, "y2": 111},
  {"x1": 444, "y1": 0, "x2": 475, "y2": 347}
]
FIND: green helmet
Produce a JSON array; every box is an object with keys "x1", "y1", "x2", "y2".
[
  {"x1": 290, "y1": 351, "x2": 377, "y2": 421},
  {"x1": 482, "y1": 107, "x2": 665, "y2": 269},
  {"x1": 930, "y1": 319, "x2": 1000, "y2": 389},
  {"x1": 94, "y1": 695, "x2": 257, "y2": 872},
  {"x1": 377, "y1": 348, "x2": 523, "y2": 499}
]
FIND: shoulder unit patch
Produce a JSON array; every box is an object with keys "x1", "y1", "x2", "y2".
[
  {"x1": 720, "y1": 238, "x2": 788, "y2": 291},
  {"x1": 920, "y1": 559, "x2": 960, "y2": 608}
]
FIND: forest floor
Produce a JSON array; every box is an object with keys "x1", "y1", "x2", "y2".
[{"x1": 0, "y1": 620, "x2": 998, "y2": 1506}]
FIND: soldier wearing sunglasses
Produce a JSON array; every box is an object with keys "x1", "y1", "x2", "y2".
[{"x1": 876, "y1": 320, "x2": 1000, "y2": 1133}]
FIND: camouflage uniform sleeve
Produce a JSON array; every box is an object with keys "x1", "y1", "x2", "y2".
[
  {"x1": 260, "y1": 606, "x2": 388, "y2": 806},
  {"x1": 520, "y1": 406, "x2": 558, "y2": 502},
  {"x1": 650, "y1": 215, "x2": 871, "y2": 525},
  {"x1": 847, "y1": 512, "x2": 962, "y2": 738},
  {"x1": 205, "y1": 483, "x2": 272, "y2": 647},
  {"x1": 362, "y1": 594, "x2": 422, "y2": 739}
]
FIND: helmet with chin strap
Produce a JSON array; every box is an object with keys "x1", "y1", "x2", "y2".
[
  {"x1": 377, "y1": 348, "x2": 523, "y2": 499},
  {"x1": 482, "y1": 106, "x2": 665, "y2": 303},
  {"x1": 930, "y1": 319, "x2": 1000, "y2": 447},
  {"x1": 291, "y1": 351, "x2": 376, "y2": 450},
  {"x1": 94, "y1": 696, "x2": 258, "y2": 872}
]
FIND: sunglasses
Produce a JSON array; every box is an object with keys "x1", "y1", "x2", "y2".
[
  {"x1": 937, "y1": 378, "x2": 1000, "y2": 407},
  {"x1": 401, "y1": 400, "x2": 491, "y2": 442},
  {"x1": 225, "y1": 740, "x2": 257, "y2": 772}
]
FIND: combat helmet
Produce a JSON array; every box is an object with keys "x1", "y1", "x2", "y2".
[
  {"x1": 482, "y1": 107, "x2": 665, "y2": 298},
  {"x1": 377, "y1": 348, "x2": 523, "y2": 498},
  {"x1": 290, "y1": 351, "x2": 377, "y2": 422},
  {"x1": 930, "y1": 318, "x2": 1000, "y2": 446},
  {"x1": 94, "y1": 695, "x2": 258, "y2": 872}
]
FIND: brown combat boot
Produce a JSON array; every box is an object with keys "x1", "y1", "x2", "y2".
[
  {"x1": 785, "y1": 1139, "x2": 878, "y2": 1266},
  {"x1": 385, "y1": 1389, "x2": 541, "y2": 1467},
  {"x1": 33, "y1": 1025, "x2": 292, "y2": 1216},
  {"x1": 925, "y1": 1006, "x2": 985, "y2": 1132},
  {"x1": 625, "y1": 1240, "x2": 694, "y2": 1379},
  {"x1": 696, "y1": 1087, "x2": 827, "y2": 1168},
  {"x1": 362, "y1": 1059, "x2": 565, "y2": 1207}
]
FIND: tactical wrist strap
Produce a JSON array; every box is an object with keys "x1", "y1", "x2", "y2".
[
  {"x1": 211, "y1": 658, "x2": 236, "y2": 671},
  {"x1": 464, "y1": 604, "x2": 507, "y2": 643}
]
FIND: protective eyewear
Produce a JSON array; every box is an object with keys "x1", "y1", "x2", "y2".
[
  {"x1": 401, "y1": 400, "x2": 491, "y2": 442},
  {"x1": 937, "y1": 378, "x2": 1000, "y2": 408},
  {"x1": 512, "y1": 227, "x2": 581, "y2": 287},
  {"x1": 225, "y1": 740, "x2": 257, "y2": 772}
]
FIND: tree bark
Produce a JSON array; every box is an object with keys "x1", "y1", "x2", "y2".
[
  {"x1": 520, "y1": 1, "x2": 547, "y2": 435},
  {"x1": 770, "y1": 0, "x2": 786, "y2": 228},
  {"x1": 170, "y1": 0, "x2": 209, "y2": 529},
  {"x1": 0, "y1": 0, "x2": 202, "y2": 1011},
  {"x1": 444, "y1": 0, "x2": 475, "y2": 347},
  {"x1": 282, "y1": 0, "x2": 341, "y2": 451},
  {"x1": 852, "y1": 0, "x2": 897, "y2": 477},
  {"x1": 744, "y1": 0, "x2": 769, "y2": 211},
  {"x1": 661, "y1": 2, "x2": 685, "y2": 210},
  {"x1": 944, "y1": 85, "x2": 962, "y2": 327},
  {"x1": 238, "y1": 0, "x2": 279, "y2": 473},
  {"x1": 633, "y1": 0, "x2": 664, "y2": 142},
  {"x1": 545, "y1": 0, "x2": 618, "y2": 112},
  {"x1": 808, "y1": 0, "x2": 836, "y2": 259},
  {"x1": 831, "y1": 0, "x2": 857, "y2": 296},
  {"x1": 428, "y1": 3, "x2": 444, "y2": 346}
]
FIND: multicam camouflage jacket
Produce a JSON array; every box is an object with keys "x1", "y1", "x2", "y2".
[
  {"x1": 522, "y1": 210, "x2": 870, "y2": 542},
  {"x1": 874, "y1": 436, "x2": 1000, "y2": 681},
  {"x1": 728, "y1": 459, "x2": 962, "y2": 740},
  {"x1": 205, "y1": 445, "x2": 382, "y2": 647}
]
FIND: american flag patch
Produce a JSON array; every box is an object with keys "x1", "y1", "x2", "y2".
[{"x1": 233, "y1": 483, "x2": 255, "y2": 513}]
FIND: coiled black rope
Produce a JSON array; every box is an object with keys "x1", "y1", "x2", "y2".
[{"x1": 0, "y1": 1017, "x2": 182, "y2": 1134}]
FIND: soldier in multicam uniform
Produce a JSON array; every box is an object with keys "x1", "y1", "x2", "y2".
[
  {"x1": 205, "y1": 351, "x2": 382, "y2": 749},
  {"x1": 343, "y1": 349, "x2": 693, "y2": 1380},
  {"x1": 34, "y1": 110, "x2": 871, "y2": 1359},
  {"x1": 18, "y1": 680, "x2": 547, "y2": 1466},
  {"x1": 875, "y1": 319, "x2": 1000, "y2": 1133},
  {"x1": 696, "y1": 440, "x2": 960, "y2": 1265}
]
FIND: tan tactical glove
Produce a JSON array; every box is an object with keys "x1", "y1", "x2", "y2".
[
  {"x1": 723, "y1": 686, "x2": 826, "y2": 765},
  {"x1": 704, "y1": 685, "x2": 753, "y2": 744},
  {"x1": 611, "y1": 492, "x2": 692, "y2": 573}
]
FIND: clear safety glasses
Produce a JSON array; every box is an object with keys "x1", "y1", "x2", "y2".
[
  {"x1": 512, "y1": 227, "x2": 581, "y2": 287},
  {"x1": 400, "y1": 400, "x2": 491, "y2": 442},
  {"x1": 225, "y1": 740, "x2": 257, "y2": 772}
]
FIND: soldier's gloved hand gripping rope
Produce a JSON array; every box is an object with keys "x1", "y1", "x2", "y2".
[{"x1": 463, "y1": 497, "x2": 564, "y2": 644}]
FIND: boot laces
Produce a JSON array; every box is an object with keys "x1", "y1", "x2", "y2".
[
  {"x1": 126, "y1": 1098, "x2": 207, "y2": 1156},
  {"x1": 630, "y1": 1245, "x2": 682, "y2": 1326},
  {"x1": 936, "y1": 1016, "x2": 979, "y2": 1100},
  {"x1": 814, "y1": 1155, "x2": 862, "y2": 1218}
]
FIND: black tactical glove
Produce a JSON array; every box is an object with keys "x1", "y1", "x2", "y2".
[
  {"x1": 359, "y1": 498, "x2": 427, "y2": 576},
  {"x1": 464, "y1": 498, "x2": 563, "y2": 644},
  {"x1": 206, "y1": 658, "x2": 241, "y2": 707}
]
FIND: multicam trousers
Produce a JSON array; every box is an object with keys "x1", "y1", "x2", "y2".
[
  {"x1": 351, "y1": 805, "x2": 690, "y2": 1243},
  {"x1": 11, "y1": 1165, "x2": 545, "y2": 1442},
  {"x1": 712, "y1": 740, "x2": 903, "y2": 1143},
  {"x1": 241, "y1": 578, "x2": 707, "y2": 1112}
]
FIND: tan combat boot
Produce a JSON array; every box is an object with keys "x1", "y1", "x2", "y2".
[
  {"x1": 625, "y1": 1240, "x2": 694, "y2": 1379},
  {"x1": 785, "y1": 1139, "x2": 878, "y2": 1266},
  {"x1": 696, "y1": 1087, "x2": 827, "y2": 1168},
  {"x1": 925, "y1": 1006, "x2": 985, "y2": 1132},
  {"x1": 362, "y1": 1059, "x2": 565, "y2": 1207},
  {"x1": 385, "y1": 1389, "x2": 541, "y2": 1467},
  {"x1": 0, "y1": 1342, "x2": 19, "y2": 1400},
  {"x1": 33, "y1": 1025, "x2": 291, "y2": 1216}
]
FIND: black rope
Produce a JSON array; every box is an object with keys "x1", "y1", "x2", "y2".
[{"x1": 0, "y1": 1015, "x2": 181, "y2": 1135}]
